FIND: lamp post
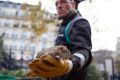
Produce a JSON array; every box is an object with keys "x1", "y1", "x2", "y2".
[
  {"x1": 20, "y1": 50, "x2": 24, "y2": 68},
  {"x1": 8, "y1": 48, "x2": 12, "y2": 69},
  {"x1": 111, "y1": 57, "x2": 115, "y2": 80}
]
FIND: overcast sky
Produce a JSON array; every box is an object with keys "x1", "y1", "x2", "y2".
[{"x1": 1, "y1": 0, "x2": 56, "y2": 13}]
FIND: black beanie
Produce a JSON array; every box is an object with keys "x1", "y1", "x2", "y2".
[{"x1": 74, "y1": 0, "x2": 84, "y2": 9}]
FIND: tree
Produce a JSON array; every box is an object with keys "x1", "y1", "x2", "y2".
[
  {"x1": 0, "y1": 36, "x2": 7, "y2": 60},
  {"x1": 0, "y1": 35, "x2": 8, "y2": 69},
  {"x1": 21, "y1": 2, "x2": 55, "y2": 36},
  {"x1": 100, "y1": 71, "x2": 108, "y2": 80},
  {"x1": 0, "y1": 35, "x2": 20, "y2": 70},
  {"x1": 115, "y1": 55, "x2": 120, "y2": 73},
  {"x1": 86, "y1": 64, "x2": 102, "y2": 80}
]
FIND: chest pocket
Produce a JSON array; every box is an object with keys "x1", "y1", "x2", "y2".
[{"x1": 55, "y1": 26, "x2": 67, "y2": 46}]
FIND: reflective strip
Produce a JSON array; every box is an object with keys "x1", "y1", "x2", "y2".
[{"x1": 73, "y1": 53, "x2": 85, "y2": 67}]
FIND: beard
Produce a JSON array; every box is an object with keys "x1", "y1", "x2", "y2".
[
  {"x1": 57, "y1": 15, "x2": 65, "y2": 20},
  {"x1": 57, "y1": 9, "x2": 77, "y2": 20}
]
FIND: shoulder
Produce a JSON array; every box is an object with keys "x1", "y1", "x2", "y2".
[
  {"x1": 73, "y1": 17, "x2": 91, "y2": 30},
  {"x1": 75, "y1": 17, "x2": 90, "y2": 25},
  {"x1": 70, "y1": 17, "x2": 91, "y2": 35}
]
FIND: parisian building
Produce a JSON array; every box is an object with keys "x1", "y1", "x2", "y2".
[
  {"x1": 0, "y1": 1, "x2": 58, "y2": 69},
  {"x1": 0, "y1": 1, "x2": 37, "y2": 62}
]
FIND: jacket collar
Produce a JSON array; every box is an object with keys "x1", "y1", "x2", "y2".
[{"x1": 61, "y1": 10, "x2": 81, "y2": 25}]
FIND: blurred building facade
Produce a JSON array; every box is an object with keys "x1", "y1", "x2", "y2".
[
  {"x1": 0, "y1": 1, "x2": 58, "y2": 64},
  {"x1": 93, "y1": 37, "x2": 120, "y2": 80},
  {"x1": 0, "y1": 1, "x2": 36, "y2": 61},
  {"x1": 93, "y1": 50, "x2": 115, "y2": 79}
]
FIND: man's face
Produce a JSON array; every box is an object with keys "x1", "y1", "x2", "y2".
[{"x1": 55, "y1": 0, "x2": 75, "y2": 19}]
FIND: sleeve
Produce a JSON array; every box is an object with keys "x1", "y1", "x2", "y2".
[{"x1": 69, "y1": 18, "x2": 92, "y2": 71}]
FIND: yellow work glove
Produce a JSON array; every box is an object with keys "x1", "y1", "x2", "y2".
[{"x1": 27, "y1": 54, "x2": 73, "y2": 78}]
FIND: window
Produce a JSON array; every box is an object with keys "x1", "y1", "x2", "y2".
[
  {"x1": 22, "y1": 24, "x2": 28, "y2": 28},
  {"x1": 21, "y1": 34, "x2": 27, "y2": 39},
  {"x1": 28, "y1": 46, "x2": 35, "y2": 51},
  {"x1": 28, "y1": 44, "x2": 35, "y2": 51},
  {"x1": 3, "y1": 3, "x2": 9, "y2": 7},
  {"x1": 12, "y1": 4, "x2": 18, "y2": 8},
  {"x1": 4, "y1": 22, "x2": 10, "y2": 27},
  {"x1": 15, "y1": 11, "x2": 18, "y2": 16},
  {"x1": 3, "y1": 44, "x2": 9, "y2": 49},
  {"x1": 13, "y1": 23, "x2": 19, "y2": 28},
  {"x1": 19, "y1": 44, "x2": 26, "y2": 50},
  {"x1": 21, "y1": 32, "x2": 28, "y2": 40},
  {"x1": 4, "y1": 32, "x2": 9, "y2": 38},
  {"x1": 11, "y1": 44, "x2": 16, "y2": 50},
  {"x1": 12, "y1": 33, "x2": 17, "y2": 39},
  {"x1": 0, "y1": 8, "x2": 1, "y2": 12}
]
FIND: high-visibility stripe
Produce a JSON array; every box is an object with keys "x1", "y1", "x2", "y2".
[{"x1": 73, "y1": 53, "x2": 85, "y2": 67}]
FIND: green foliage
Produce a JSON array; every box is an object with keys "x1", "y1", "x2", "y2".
[
  {"x1": 21, "y1": 2, "x2": 55, "y2": 36},
  {"x1": 100, "y1": 71, "x2": 108, "y2": 80},
  {"x1": 0, "y1": 36, "x2": 7, "y2": 60},
  {"x1": 0, "y1": 69, "x2": 47, "y2": 80},
  {"x1": 86, "y1": 63, "x2": 109, "y2": 80},
  {"x1": 115, "y1": 55, "x2": 120, "y2": 72},
  {"x1": 0, "y1": 69, "x2": 26, "y2": 78},
  {"x1": 86, "y1": 64, "x2": 102, "y2": 80}
]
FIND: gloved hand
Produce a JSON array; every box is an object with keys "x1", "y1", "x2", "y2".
[
  {"x1": 36, "y1": 45, "x2": 72, "y2": 60},
  {"x1": 27, "y1": 54, "x2": 73, "y2": 78}
]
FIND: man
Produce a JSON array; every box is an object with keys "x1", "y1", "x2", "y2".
[
  {"x1": 28, "y1": 0, "x2": 92, "y2": 80},
  {"x1": 54, "y1": 0, "x2": 92, "y2": 80}
]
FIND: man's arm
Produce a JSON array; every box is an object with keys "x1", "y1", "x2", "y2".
[{"x1": 69, "y1": 18, "x2": 92, "y2": 71}]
